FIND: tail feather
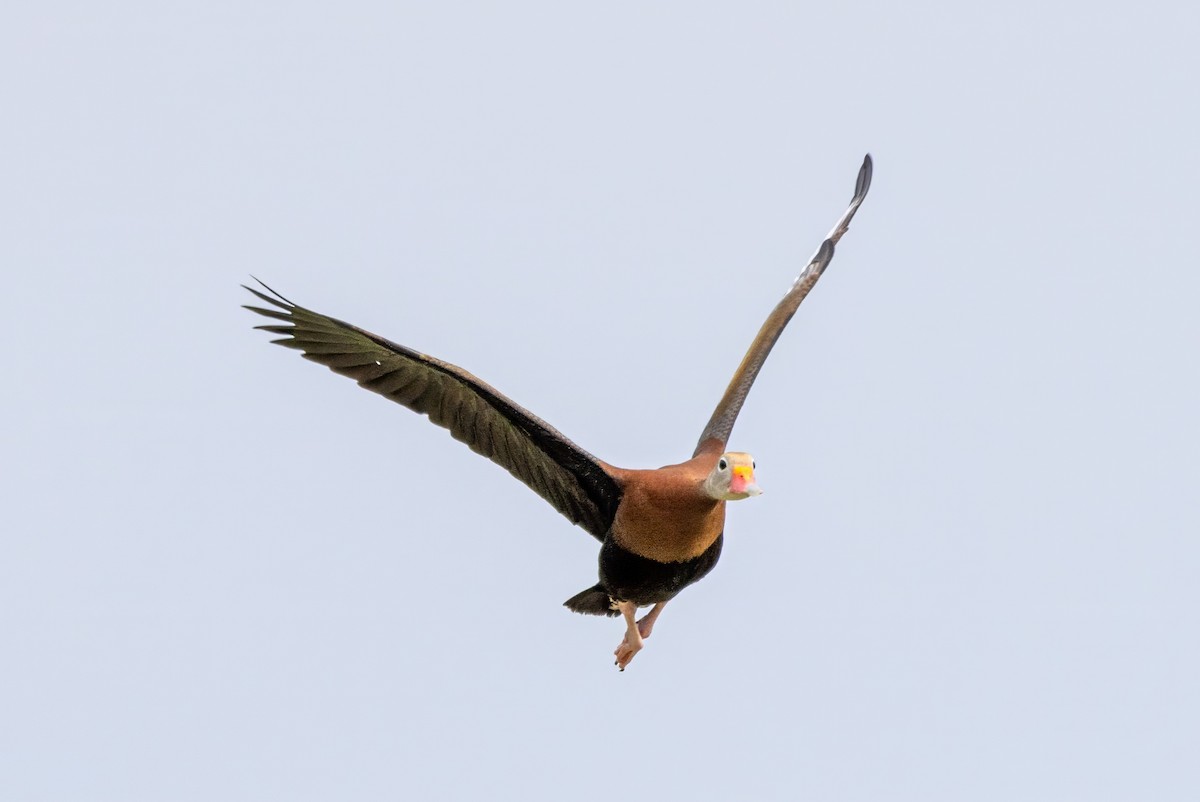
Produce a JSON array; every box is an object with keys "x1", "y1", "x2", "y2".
[{"x1": 563, "y1": 583, "x2": 619, "y2": 617}]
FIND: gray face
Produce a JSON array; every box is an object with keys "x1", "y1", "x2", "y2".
[{"x1": 705, "y1": 452, "x2": 762, "y2": 501}]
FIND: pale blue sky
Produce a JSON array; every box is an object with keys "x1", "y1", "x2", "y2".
[{"x1": 3, "y1": 2, "x2": 1198, "y2": 800}]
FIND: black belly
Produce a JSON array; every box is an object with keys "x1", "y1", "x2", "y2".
[{"x1": 599, "y1": 534, "x2": 724, "y2": 606}]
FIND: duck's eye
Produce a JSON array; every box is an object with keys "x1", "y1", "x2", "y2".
[
  {"x1": 752, "y1": 460, "x2": 756, "y2": 470},
  {"x1": 718, "y1": 458, "x2": 728, "y2": 471}
]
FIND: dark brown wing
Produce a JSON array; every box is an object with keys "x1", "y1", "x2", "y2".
[
  {"x1": 695, "y1": 154, "x2": 873, "y2": 456},
  {"x1": 244, "y1": 282, "x2": 621, "y2": 540}
]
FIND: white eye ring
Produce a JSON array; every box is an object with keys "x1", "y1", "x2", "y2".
[{"x1": 718, "y1": 458, "x2": 728, "y2": 471}]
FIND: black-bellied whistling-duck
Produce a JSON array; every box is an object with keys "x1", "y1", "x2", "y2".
[{"x1": 245, "y1": 155, "x2": 872, "y2": 670}]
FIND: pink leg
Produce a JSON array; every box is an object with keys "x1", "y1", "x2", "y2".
[
  {"x1": 637, "y1": 601, "x2": 668, "y2": 639},
  {"x1": 612, "y1": 601, "x2": 644, "y2": 671}
]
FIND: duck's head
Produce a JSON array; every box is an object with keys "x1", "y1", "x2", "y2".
[{"x1": 703, "y1": 452, "x2": 762, "y2": 501}]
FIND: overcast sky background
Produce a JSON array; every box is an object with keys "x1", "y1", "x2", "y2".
[{"x1": 3, "y1": 2, "x2": 1198, "y2": 800}]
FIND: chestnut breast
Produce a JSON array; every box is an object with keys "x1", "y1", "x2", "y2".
[{"x1": 608, "y1": 461, "x2": 726, "y2": 563}]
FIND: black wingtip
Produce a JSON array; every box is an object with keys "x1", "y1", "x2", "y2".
[
  {"x1": 855, "y1": 153, "x2": 873, "y2": 202},
  {"x1": 242, "y1": 277, "x2": 297, "y2": 308},
  {"x1": 241, "y1": 279, "x2": 301, "y2": 316}
]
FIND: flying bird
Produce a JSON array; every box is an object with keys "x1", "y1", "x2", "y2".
[{"x1": 245, "y1": 154, "x2": 872, "y2": 670}]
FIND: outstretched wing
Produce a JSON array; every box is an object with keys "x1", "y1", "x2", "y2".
[
  {"x1": 244, "y1": 283, "x2": 622, "y2": 540},
  {"x1": 695, "y1": 153, "x2": 874, "y2": 456}
]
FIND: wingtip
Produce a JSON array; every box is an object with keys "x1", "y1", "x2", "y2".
[
  {"x1": 241, "y1": 278, "x2": 297, "y2": 310},
  {"x1": 855, "y1": 153, "x2": 874, "y2": 200}
]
